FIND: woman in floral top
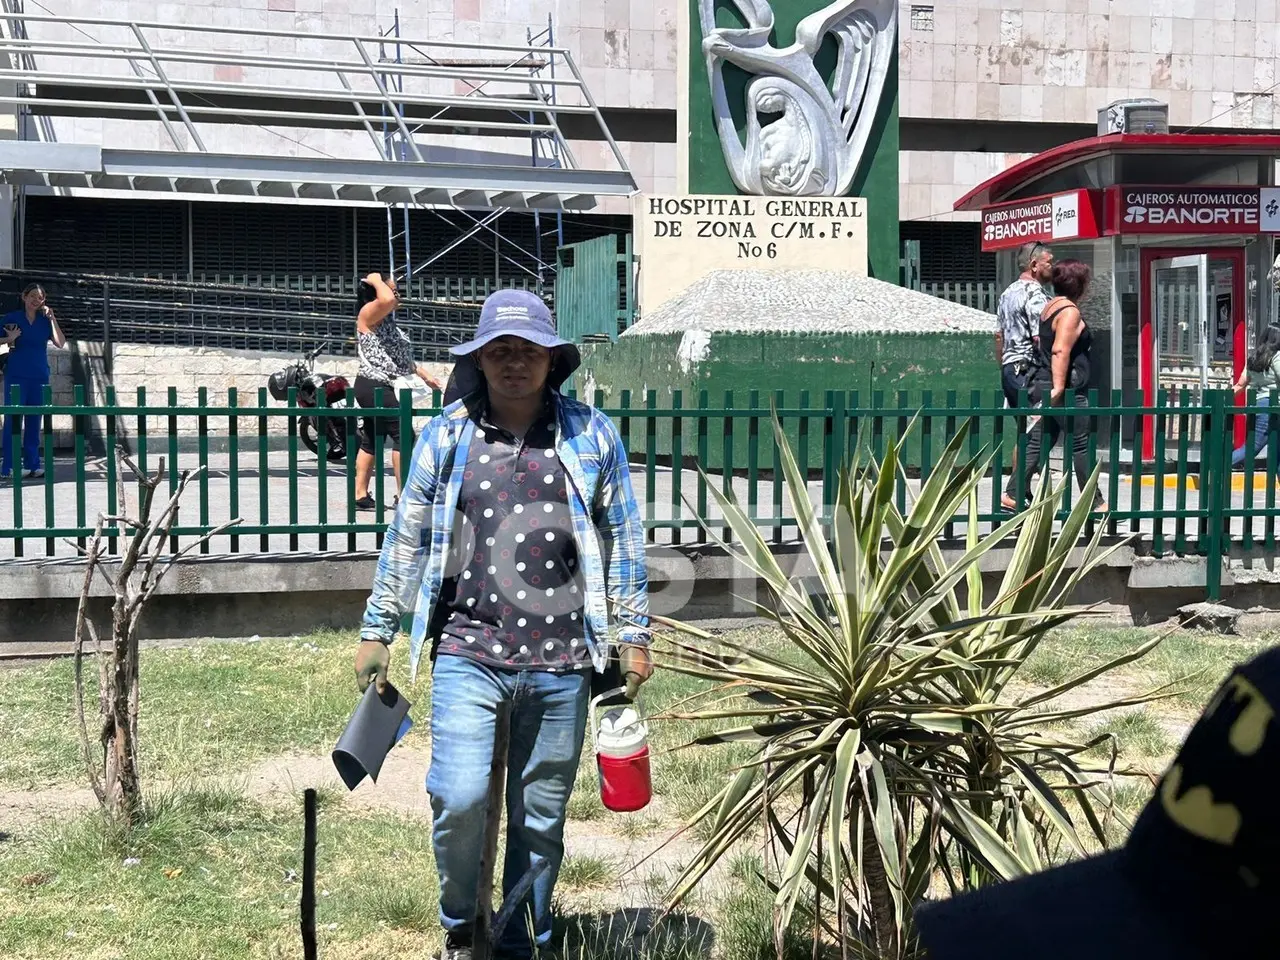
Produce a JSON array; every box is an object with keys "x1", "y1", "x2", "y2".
[{"x1": 354, "y1": 273, "x2": 441, "y2": 511}]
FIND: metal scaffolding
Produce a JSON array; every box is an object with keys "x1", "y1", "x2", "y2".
[
  {"x1": 373, "y1": 9, "x2": 574, "y2": 297},
  {"x1": 0, "y1": 11, "x2": 635, "y2": 210},
  {"x1": 527, "y1": 15, "x2": 567, "y2": 291},
  {"x1": 377, "y1": 12, "x2": 415, "y2": 296}
]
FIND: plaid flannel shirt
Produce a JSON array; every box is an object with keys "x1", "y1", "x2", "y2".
[{"x1": 359, "y1": 391, "x2": 651, "y2": 681}]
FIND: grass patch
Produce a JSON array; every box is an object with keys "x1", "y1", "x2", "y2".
[
  {"x1": 0, "y1": 632, "x2": 426, "y2": 789},
  {"x1": 558, "y1": 855, "x2": 618, "y2": 891},
  {"x1": 1, "y1": 622, "x2": 1267, "y2": 959},
  {"x1": 0, "y1": 784, "x2": 442, "y2": 960},
  {"x1": 640, "y1": 867, "x2": 673, "y2": 905},
  {"x1": 558, "y1": 909, "x2": 715, "y2": 960},
  {"x1": 650, "y1": 741, "x2": 752, "y2": 830},
  {"x1": 613, "y1": 814, "x2": 662, "y2": 841},
  {"x1": 718, "y1": 855, "x2": 827, "y2": 960},
  {"x1": 1020, "y1": 645, "x2": 1075, "y2": 686},
  {"x1": 1023, "y1": 625, "x2": 1273, "y2": 709},
  {"x1": 350, "y1": 885, "x2": 437, "y2": 933},
  {"x1": 568, "y1": 767, "x2": 606, "y2": 822},
  {"x1": 1101, "y1": 777, "x2": 1158, "y2": 846},
  {"x1": 645, "y1": 629, "x2": 775, "y2": 826},
  {"x1": 1085, "y1": 710, "x2": 1174, "y2": 759},
  {"x1": 1110, "y1": 778, "x2": 1156, "y2": 819}
]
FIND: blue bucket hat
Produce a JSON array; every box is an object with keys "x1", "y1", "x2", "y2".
[{"x1": 450, "y1": 290, "x2": 581, "y2": 387}]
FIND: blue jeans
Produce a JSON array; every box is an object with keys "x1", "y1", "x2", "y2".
[
  {"x1": 427, "y1": 654, "x2": 590, "y2": 958},
  {"x1": 1233, "y1": 396, "x2": 1271, "y2": 467},
  {"x1": 1, "y1": 377, "x2": 46, "y2": 475}
]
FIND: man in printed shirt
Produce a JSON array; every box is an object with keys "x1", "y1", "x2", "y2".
[
  {"x1": 996, "y1": 241, "x2": 1053, "y2": 509},
  {"x1": 355, "y1": 290, "x2": 652, "y2": 960}
]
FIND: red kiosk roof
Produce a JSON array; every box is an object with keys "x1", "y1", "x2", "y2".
[{"x1": 953, "y1": 133, "x2": 1280, "y2": 212}]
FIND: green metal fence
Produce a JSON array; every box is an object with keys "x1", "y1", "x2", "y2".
[
  {"x1": 4, "y1": 387, "x2": 1277, "y2": 600},
  {"x1": 918, "y1": 281, "x2": 1000, "y2": 314}
]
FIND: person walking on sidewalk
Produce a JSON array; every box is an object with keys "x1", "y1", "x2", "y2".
[
  {"x1": 352, "y1": 272, "x2": 442, "y2": 511},
  {"x1": 354, "y1": 289, "x2": 653, "y2": 960},
  {"x1": 2, "y1": 283, "x2": 66, "y2": 480},
  {"x1": 1230, "y1": 324, "x2": 1280, "y2": 468},
  {"x1": 996, "y1": 241, "x2": 1054, "y2": 481},
  {"x1": 1002, "y1": 259, "x2": 1109, "y2": 513}
]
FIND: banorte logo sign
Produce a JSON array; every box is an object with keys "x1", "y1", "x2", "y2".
[
  {"x1": 982, "y1": 200, "x2": 1053, "y2": 244},
  {"x1": 980, "y1": 190, "x2": 1098, "y2": 250},
  {"x1": 1122, "y1": 190, "x2": 1260, "y2": 229}
]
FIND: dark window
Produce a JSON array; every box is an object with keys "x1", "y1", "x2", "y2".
[
  {"x1": 910, "y1": 6, "x2": 934, "y2": 30},
  {"x1": 900, "y1": 221, "x2": 995, "y2": 284},
  {"x1": 19, "y1": 196, "x2": 630, "y2": 357},
  {"x1": 24, "y1": 196, "x2": 184, "y2": 277}
]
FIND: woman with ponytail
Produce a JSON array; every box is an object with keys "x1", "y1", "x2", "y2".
[{"x1": 352, "y1": 273, "x2": 442, "y2": 511}]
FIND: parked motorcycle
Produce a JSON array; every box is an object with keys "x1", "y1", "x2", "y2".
[{"x1": 267, "y1": 342, "x2": 351, "y2": 463}]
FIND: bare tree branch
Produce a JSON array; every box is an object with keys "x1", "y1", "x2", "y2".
[
  {"x1": 131, "y1": 519, "x2": 244, "y2": 630},
  {"x1": 126, "y1": 469, "x2": 208, "y2": 622},
  {"x1": 74, "y1": 446, "x2": 241, "y2": 827},
  {"x1": 128, "y1": 663, "x2": 140, "y2": 774},
  {"x1": 165, "y1": 519, "x2": 243, "y2": 569},
  {"x1": 118, "y1": 450, "x2": 161, "y2": 492},
  {"x1": 89, "y1": 615, "x2": 107, "y2": 724},
  {"x1": 114, "y1": 443, "x2": 129, "y2": 520},
  {"x1": 99, "y1": 516, "x2": 146, "y2": 530},
  {"x1": 116, "y1": 454, "x2": 163, "y2": 548},
  {"x1": 113, "y1": 465, "x2": 163, "y2": 588},
  {"x1": 55, "y1": 537, "x2": 121, "y2": 591},
  {"x1": 73, "y1": 520, "x2": 107, "y2": 806},
  {"x1": 130, "y1": 469, "x2": 197, "y2": 586}
]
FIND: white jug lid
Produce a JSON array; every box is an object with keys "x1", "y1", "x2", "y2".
[{"x1": 597, "y1": 706, "x2": 647, "y2": 753}]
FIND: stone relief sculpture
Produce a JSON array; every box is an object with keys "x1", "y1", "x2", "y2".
[{"x1": 698, "y1": 0, "x2": 897, "y2": 197}]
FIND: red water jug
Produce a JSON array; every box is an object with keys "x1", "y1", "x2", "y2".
[{"x1": 590, "y1": 687, "x2": 651, "y2": 813}]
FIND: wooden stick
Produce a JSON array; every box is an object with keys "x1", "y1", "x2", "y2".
[
  {"x1": 301, "y1": 788, "x2": 318, "y2": 960},
  {"x1": 473, "y1": 700, "x2": 512, "y2": 960}
]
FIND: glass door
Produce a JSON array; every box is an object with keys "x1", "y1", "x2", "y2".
[
  {"x1": 1152, "y1": 254, "x2": 1210, "y2": 391},
  {"x1": 1143, "y1": 254, "x2": 1209, "y2": 459}
]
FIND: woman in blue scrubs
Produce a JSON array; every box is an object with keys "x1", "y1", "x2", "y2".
[{"x1": 2, "y1": 283, "x2": 66, "y2": 480}]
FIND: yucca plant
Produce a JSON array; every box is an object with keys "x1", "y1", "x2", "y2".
[{"x1": 650, "y1": 418, "x2": 1174, "y2": 960}]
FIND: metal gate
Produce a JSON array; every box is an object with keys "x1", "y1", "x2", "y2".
[{"x1": 553, "y1": 234, "x2": 633, "y2": 343}]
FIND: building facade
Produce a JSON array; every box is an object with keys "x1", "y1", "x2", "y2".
[
  {"x1": 900, "y1": 0, "x2": 1280, "y2": 280},
  {"x1": 8, "y1": 0, "x2": 1280, "y2": 288},
  {"x1": 12, "y1": 0, "x2": 680, "y2": 198}
]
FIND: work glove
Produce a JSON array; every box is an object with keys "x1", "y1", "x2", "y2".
[
  {"x1": 619, "y1": 643, "x2": 654, "y2": 701},
  {"x1": 355, "y1": 640, "x2": 391, "y2": 694}
]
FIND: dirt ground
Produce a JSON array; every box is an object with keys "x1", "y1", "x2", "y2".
[
  {"x1": 0, "y1": 738, "x2": 718, "y2": 921},
  {"x1": 0, "y1": 747, "x2": 428, "y2": 836}
]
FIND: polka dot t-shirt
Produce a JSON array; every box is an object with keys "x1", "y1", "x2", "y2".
[{"x1": 437, "y1": 404, "x2": 590, "y2": 672}]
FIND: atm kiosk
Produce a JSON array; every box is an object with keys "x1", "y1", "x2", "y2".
[{"x1": 954, "y1": 100, "x2": 1280, "y2": 459}]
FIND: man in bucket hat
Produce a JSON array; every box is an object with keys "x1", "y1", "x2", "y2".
[
  {"x1": 916, "y1": 644, "x2": 1280, "y2": 960},
  {"x1": 355, "y1": 290, "x2": 652, "y2": 960}
]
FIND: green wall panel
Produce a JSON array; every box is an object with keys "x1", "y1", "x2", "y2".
[{"x1": 578, "y1": 332, "x2": 1003, "y2": 474}]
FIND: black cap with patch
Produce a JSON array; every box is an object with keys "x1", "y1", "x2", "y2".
[{"x1": 915, "y1": 645, "x2": 1280, "y2": 960}]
